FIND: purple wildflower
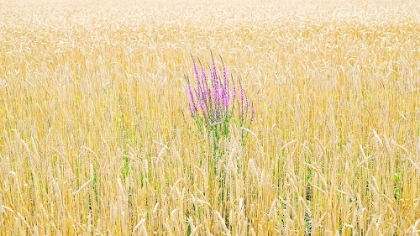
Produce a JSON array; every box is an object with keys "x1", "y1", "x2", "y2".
[
  {"x1": 212, "y1": 57, "x2": 218, "y2": 78},
  {"x1": 200, "y1": 63, "x2": 211, "y2": 104},
  {"x1": 223, "y1": 67, "x2": 228, "y2": 87},
  {"x1": 225, "y1": 88, "x2": 230, "y2": 109},
  {"x1": 251, "y1": 103, "x2": 255, "y2": 121},
  {"x1": 240, "y1": 88, "x2": 245, "y2": 118},
  {"x1": 221, "y1": 57, "x2": 228, "y2": 89},
  {"x1": 187, "y1": 82, "x2": 197, "y2": 115},
  {"x1": 199, "y1": 100, "x2": 206, "y2": 114},
  {"x1": 186, "y1": 55, "x2": 254, "y2": 132},
  {"x1": 222, "y1": 88, "x2": 228, "y2": 110},
  {"x1": 245, "y1": 96, "x2": 249, "y2": 118}
]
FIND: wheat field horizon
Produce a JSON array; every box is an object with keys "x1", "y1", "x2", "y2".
[{"x1": 1, "y1": 0, "x2": 420, "y2": 235}]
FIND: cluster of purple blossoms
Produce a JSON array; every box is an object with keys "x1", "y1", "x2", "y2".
[{"x1": 186, "y1": 55, "x2": 254, "y2": 129}]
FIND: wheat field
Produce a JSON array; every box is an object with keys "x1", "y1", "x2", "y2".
[{"x1": 1, "y1": 0, "x2": 420, "y2": 235}]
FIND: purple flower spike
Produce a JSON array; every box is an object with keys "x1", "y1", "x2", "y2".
[
  {"x1": 225, "y1": 89, "x2": 230, "y2": 108},
  {"x1": 188, "y1": 82, "x2": 198, "y2": 114},
  {"x1": 200, "y1": 65, "x2": 211, "y2": 103},
  {"x1": 201, "y1": 64, "x2": 207, "y2": 82},
  {"x1": 251, "y1": 106, "x2": 255, "y2": 121},
  {"x1": 222, "y1": 89, "x2": 229, "y2": 110},
  {"x1": 212, "y1": 58, "x2": 218, "y2": 78},
  {"x1": 245, "y1": 96, "x2": 249, "y2": 116},
  {"x1": 185, "y1": 55, "x2": 254, "y2": 138},
  {"x1": 240, "y1": 88, "x2": 245, "y2": 118},
  {"x1": 214, "y1": 84, "x2": 219, "y2": 106},
  {"x1": 199, "y1": 100, "x2": 206, "y2": 114},
  {"x1": 240, "y1": 88, "x2": 245, "y2": 107},
  {"x1": 223, "y1": 68, "x2": 228, "y2": 86},
  {"x1": 206, "y1": 88, "x2": 211, "y2": 101}
]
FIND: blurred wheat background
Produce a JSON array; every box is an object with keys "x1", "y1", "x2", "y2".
[{"x1": 1, "y1": 0, "x2": 420, "y2": 235}]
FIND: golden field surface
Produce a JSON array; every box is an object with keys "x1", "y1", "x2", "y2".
[{"x1": 1, "y1": 0, "x2": 420, "y2": 235}]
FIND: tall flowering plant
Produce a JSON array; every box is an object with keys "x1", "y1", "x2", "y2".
[{"x1": 185, "y1": 54, "x2": 254, "y2": 157}]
